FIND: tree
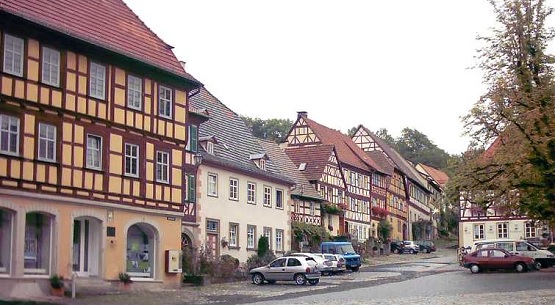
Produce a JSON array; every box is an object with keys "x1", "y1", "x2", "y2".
[
  {"x1": 375, "y1": 128, "x2": 396, "y2": 147},
  {"x1": 460, "y1": 0, "x2": 555, "y2": 222},
  {"x1": 396, "y1": 128, "x2": 451, "y2": 169},
  {"x1": 241, "y1": 116, "x2": 293, "y2": 143}
]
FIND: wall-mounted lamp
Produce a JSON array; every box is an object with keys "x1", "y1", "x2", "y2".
[{"x1": 194, "y1": 152, "x2": 203, "y2": 166}]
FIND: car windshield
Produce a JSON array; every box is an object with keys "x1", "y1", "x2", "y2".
[{"x1": 338, "y1": 244, "x2": 356, "y2": 255}]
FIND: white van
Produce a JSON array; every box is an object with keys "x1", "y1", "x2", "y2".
[{"x1": 471, "y1": 239, "x2": 555, "y2": 268}]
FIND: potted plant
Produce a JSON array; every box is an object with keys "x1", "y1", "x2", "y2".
[
  {"x1": 49, "y1": 274, "x2": 65, "y2": 297},
  {"x1": 118, "y1": 272, "x2": 133, "y2": 290}
]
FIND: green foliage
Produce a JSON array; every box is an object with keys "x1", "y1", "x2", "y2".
[
  {"x1": 118, "y1": 272, "x2": 132, "y2": 284},
  {"x1": 246, "y1": 252, "x2": 276, "y2": 270},
  {"x1": 49, "y1": 274, "x2": 64, "y2": 289},
  {"x1": 323, "y1": 204, "x2": 343, "y2": 215},
  {"x1": 241, "y1": 116, "x2": 293, "y2": 143},
  {"x1": 377, "y1": 220, "x2": 392, "y2": 241},
  {"x1": 292, "y1": 222, "x2": 329, "y2": 244},
  {"x1": 412, "y1": 220, "x2": 433, "y2": 240},
  {"x1": 257, "y1": 236, "x2": 270, "y2": 257}
]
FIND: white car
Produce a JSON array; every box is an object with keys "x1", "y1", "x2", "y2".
[
  {"x1": 290, "y1": 253, "x2": 333, "y2": 275},
  {"x1": 323, "y1": 253, "x2": 346, "y2": 273},
  {"x1": 402, "y1": 241, "x2": 420, "y2": 254}
]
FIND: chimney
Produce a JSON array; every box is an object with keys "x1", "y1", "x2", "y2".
[{"x1": 297, "y1": 111, "x2": 308, "y2": 119}]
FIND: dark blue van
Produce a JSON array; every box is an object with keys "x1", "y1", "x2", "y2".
[{"x1": 320, "y1": 241, "x2": 361, "y2": 271}]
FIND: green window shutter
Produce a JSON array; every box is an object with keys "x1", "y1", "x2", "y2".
[
  {"x1": 187, "y1": 125, "x2": 198, "y2": 153},
  {"x1": 188, "y1": 174, "x2": 196, "y2": 203}
]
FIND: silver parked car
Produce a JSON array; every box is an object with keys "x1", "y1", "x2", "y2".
[
  {"x1": 250, "y1": 256, "x2": 321, "y2": 285},
  {"x1": 291, "y1": 252, "x2": 333, "y2": 275}
]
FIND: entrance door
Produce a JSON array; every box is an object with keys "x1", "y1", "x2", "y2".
[
  {"x1": 73, "y1": 218, "x2": 101, "y2": 276},
  {"x1": 206, "y1": 233, "x2": 219, "y2": 258}
]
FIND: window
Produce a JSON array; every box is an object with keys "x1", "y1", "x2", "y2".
[
  {"x1": 497, "y1": 223, "x2": 508, "y2": 239},
  {"x1": 38, "y1": 123, "x2": 56, "y2": 161},
  {"x1": 41, "y1": 47, "x2": 60, "y2": 86},
  {"x1": 158, "y1": 86, "x2": 173, "y2": 118},
  {"x1": 89, "y1": 62, "x2": 106, "y2": 100},
  {"x1": 309, "y1": 202, "x2": 315, "y2": 216},
  {"x1": 126, "y1": 223, "x2": 156, "y2": 278},
  {"x1": 229, "y1": 223, "x2": 239, "y2": 248},
  {"x1": 0, "y1": 114, "x2": 20, "y2": 155},
  {"x1": 156, "y1": 151, "x2": 169, "y2": 183},
  {"x1": 206, "y1": 220, "x2": 218, "y2": 233},
  {"x1": 0, "y1": 209, "x2": 13, "y2": 274},
  {"x1": 24, "y1": 212, "x2": 52, "y2": 274},
  {"x1": 207, "y1": 173, "x2": 218, "y2": 197},
  {"x1": 247, "y1": 182, "x2": 256, "y2": 204},
  {"x1": 263, "y1": 227, "x2": 272, "y2": 250},
  {"x1": 276, "y1": 229, "x2": 284, "y2": 252},
  {"x1": 247, "y1": 225, "x2": 256, "y2": 249},
  {"x1": 86, "y1": 134, "x2": 102, "y2": 169},
  {"x1": 127, "y1": 75, "x2": 142, "y2": 110},
  {"x1": 124, "y1": 143, "x2": 139, "y2": 177},
  {"x1": 526, "y1": 222, "x2": 537, "y2": 238},
  {"x1": 206, "y1": 141, "x2": 214, "y2": 154},
  {"x1": 263, "y1": 186, "x2": 271, "y2": 207},
  {"x1": 229, "y1": 178, "x2": 238, "y2": 200},
  {"x1": 474, "y1": 224, "x2": 485, "y2": 240},
  {"x1": 186, "y1": 125, "x2": 198, "y2": 152},
  {"x1": 259, "y1": 159, "x2": 266, "y2": 170},
  {"x1": 275, "y1": 189, "x2": 284, "y2": 209},
  {"x1": 3, "y1": 34, "x2": 24, "y2": 76},
  {"x1": 187, "y1": 174, "x2": 196, "y2": 202}
]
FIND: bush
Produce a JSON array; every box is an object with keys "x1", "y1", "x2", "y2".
[
  {"x1": 118, "y1": 272, "x2": 132, "y2": 284},
  {"x1": 49, "y1": 274, "x2": 64, "y2": 289},
  {"x1": 257, "y1": 236, "x2": 269, "y2": 257},
  {"x1": 246, "y1": 252, "x2": 276, "y2": 270}
]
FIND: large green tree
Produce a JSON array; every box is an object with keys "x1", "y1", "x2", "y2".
[
  {"x1": 458, "y1": 0, "x2": 555, "y2": 222},
  {"x1": 241, "y1": 116, "x2": 293, "y2": 143}
]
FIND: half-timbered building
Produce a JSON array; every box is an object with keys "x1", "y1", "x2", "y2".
[
  {"x1": 284, "y1": 112, "x2": 389, "y2": 242},
  {"x1": 352, "y1": 125, "x2": 433, "y2": 240},
  {"x1": 416, "y1": 163, "x2": 449, "y2": 238},
  {"x1": 189, "y1": 88, "x2": 294, "y2": 263},
  {"x1": 0, "y1": 0, "x2": 201, "y2": 297},
  {"x1": 258, "y1": 139, "x2": 324, "y2": 250}
]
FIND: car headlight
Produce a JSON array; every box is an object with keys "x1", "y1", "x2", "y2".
[{"x1": 547, "y1": 254, "x2": 554, "y2": 258}]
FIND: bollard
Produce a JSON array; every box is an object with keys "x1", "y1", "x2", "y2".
[{"x1": 71, "y1": 272, "x2": 76, "y2": 299}]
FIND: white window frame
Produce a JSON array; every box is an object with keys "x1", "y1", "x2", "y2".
[
  {"x1": 89, "y1": 62, "x2": 106, "y2": 100},
  {"x1": 229, "y1": 178, "x2": 239, "y2": 201},
  {"x1": 86, "y1": 134, "x2": 102, "y2": 170},
  {"x1": 229, "y1": 223, "x2": 238, "y2": 247},
  {"x1": 525, "y1": 222, "x2": 537, "y2": 238},
  {"x1": 158, "y1": 86, "x2": 173, "y2": 118},
  {"x1": 127, "y1": 75, "x2": 142, "y2": 110},
  {"x1": 275, "y1": 189, "x2": 284, "y2": 209},
  {"x1": 263, "y1": 186, "x2": 271, "y2": 207},
  {"x1": 276, "y1": 229, "x2": 284, "y2": 252},
  {"x1": 155, "y1": 151, "x2": 169, "y2": 183},
  {"x1": 0, "y1": 114, "x2": 20, "y2": 155},
  {"x1": 497, "y1": 222, "x2": 508, "y2": 239},
  {"x1": 3, "y1": 34, "x2": 24, "y2": 77},
  {"x1": 124, "y1": 143, "x2": 139, "y2": 177},
  {"x1": 207, "y1": 173, "x2": 218, "y2": 197},
  {"x1": 309, "y1": 202, "x2": 315, "y2": 216},
  {"x1": 263, "y1": 227, "x2": 272, "y2": 250},
  {"x1": 247, "y1": 182, "x2": 256, "y2": 204},
  {"x1": 38, "y1": 123, "x2": 56, "y2": 162},
  {"x1": 41, "y1": 46, "x2": 60, "y2": 87},
  {"x1": 474, "y1": 224, "x2": 485, "y2": 240},
  {"x1": 247, "y1": 225, "x2": 256, "y2": 249}
]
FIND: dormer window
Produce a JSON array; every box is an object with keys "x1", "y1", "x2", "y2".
[
  {"x1": 298, "y1": 163, "x2": 306, "y2": 171},
  {"x1": 206, "y1": 141, "x2": 214, "y2": 155},
  {"x1": 199, "y1": 136, "x2": 217, "y2": 155},
  {"x1": 249, "y1": 153, "x2": 268, "y2": 170}
]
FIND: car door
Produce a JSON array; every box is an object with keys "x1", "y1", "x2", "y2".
[
  {"x1": 267, "y1": 258, "x2": 287, "y2": 281},
  {"x1": 285, "y1": 257, "x2": 303, "y2": 280},
  {"x1": 476, "y1": 249, "x2": 494, "y2": 269},
  {"x1": 489, "y1": 249, "x2": 510, "y2": 269}
]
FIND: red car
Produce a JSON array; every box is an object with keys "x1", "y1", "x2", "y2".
[{"x1": 462, "y1": 248, "x2": 539, "y2": 273}]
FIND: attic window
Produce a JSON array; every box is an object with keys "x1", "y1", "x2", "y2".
[
  {"x1": 259, "y1": 159, "x2": 266, "y2": 170},
  {"x1": 298, "y1": 163, "x2": 306, "y2": 171},
  {"x1": 207, "y1": 142, "x2": 214, "y2": 155}
]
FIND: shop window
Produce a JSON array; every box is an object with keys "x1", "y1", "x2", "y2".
[
  {"x1": 24, "y1": 212, "x2": 52, "y2": 274},
  {"x1": 0, "y1": 209, "x2": 13, "y2": 274},
  {"x1": 126, "y1": 223, "x2": 156, "y2": 278}
]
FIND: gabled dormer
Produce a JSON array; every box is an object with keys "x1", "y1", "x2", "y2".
[
  {"x1": 199, "y1": 135, "x2": 218, "y2": 155},
  {"x1": 250, "y1": 153, "x2": 268, "y2": 170}
]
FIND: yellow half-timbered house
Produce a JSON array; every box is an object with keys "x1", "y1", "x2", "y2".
[{"x1": 0, "y1": 0, "x2": 201, "y2": 297}]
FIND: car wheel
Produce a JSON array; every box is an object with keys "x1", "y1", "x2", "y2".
[
  {"x1": 393, "y1": 249, "x2": 398, "y2": 254},
  {"x1": 470, "y1": 264, "x2": 480, "y2": 274},
  {"x1": 534, "y1": 261, "x2": 542, "y2": 270},
  {"x1": 515, "y1": 263, "x2": 526, "y2": 273},
  {"x1": 422, "y1": 248, "x2": 428, "y2": 253},
  {"x1": 294, "y1": 273, "x2": 307, "y2": 285},
  {"x1": 308, "y1": 279, "x2": 319, "y2": 285},
  {"x1": 351, "y1": 266, "x2": 360, "y2": 272},
  {"x1": 252, "y1": 273, "x2": 265, "y2": 285},
  {"x1": 409, "y1": 249, "x2": 415, "y2": 254},
  {"x1": 267, "y1": 280, "x2": 276, "y2": 284}
]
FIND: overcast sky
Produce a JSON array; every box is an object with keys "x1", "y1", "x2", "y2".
[{"x1": 123, "y1": 0, "x2": 551, "y2": 155}]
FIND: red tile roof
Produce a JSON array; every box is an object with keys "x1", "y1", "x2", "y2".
[
  {"x1": 303, "y1": 118, "x2": 388, "y2": 174},
  {"x1": 285, "y1": 145, "x2": 335, "y2": 181},
  {"x1": 419, "y1": 163, "x2": 449, "y2": 187},
  {"x1": 0, "y1": 0, "x2": 198, "y2": 83}
]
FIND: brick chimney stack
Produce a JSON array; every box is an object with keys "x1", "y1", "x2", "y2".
[{"x1": 297, "y1": 111, "x2": 308, "y2": 119}]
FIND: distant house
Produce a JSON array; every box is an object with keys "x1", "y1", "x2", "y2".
[
  {"x1": 351, "y1": 125, "x2": 433, "y2": 240},
  {"x1": 416, "y1": 163, "x2": 449, "y2": 237},
  {"x1": 284, "y1": 112, "x2": 390, "y2": 242},
  {"x1": 258, "y1": 139, "x2": 324, "y2": 250},
  {"x1": 189, "y1": 88, "x2": 294, "y2": 263},
  {"x1": 0, "y1": 0, "x2": 201, "y2": 297}
]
